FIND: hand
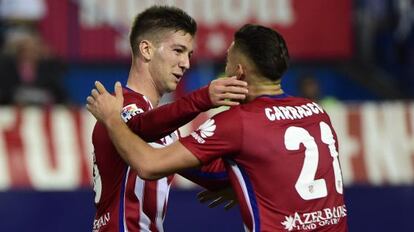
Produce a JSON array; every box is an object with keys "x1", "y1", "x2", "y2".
[
  {"x1": 197, "y1": 187, "x2": 238, "y2": 210},
  {"x1": 86, "y1": 81, "x2": 124, "y2": 125},
  {"x1": 209, "y1": 76, "x2": 248, "y2": 107}
]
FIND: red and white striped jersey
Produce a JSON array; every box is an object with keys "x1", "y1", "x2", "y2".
[
  {"x1": 180, "y1": 94, "x2": 348, "y2": 232},
  {"x1": 92, "y1": 86, "x2": 228, "y2": 232}
]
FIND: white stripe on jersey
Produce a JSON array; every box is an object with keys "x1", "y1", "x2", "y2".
[
  {"x1": 155, "y1": 178, "x2": 169, "y2": 232},
  {"x1": 120, "y1": 93, "x2": 174, "y2": 232},
  {"x1": 228, "y1": 161, "x2": 256, "y2": 232},
  {"x1": 123, "y1": 167, "x2": 131, "y2": 232},
  {"x1": 134, "y1": 175, "x2": 151, "y2": 232},
  {"x1": 142, "y1": 95, "x2": 154, "y2": 110}
]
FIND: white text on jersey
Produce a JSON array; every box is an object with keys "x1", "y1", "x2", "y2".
[{"x1": 265, "y1": 102, "x2": 324, "y2": 121}]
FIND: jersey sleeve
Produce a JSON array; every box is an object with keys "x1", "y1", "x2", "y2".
[
  {"x1": 126, "y1": 86, "x2": 213, "y2": 142},
  {"x1": 180, "y1": 108, "x2": 243, "y2": 164}
]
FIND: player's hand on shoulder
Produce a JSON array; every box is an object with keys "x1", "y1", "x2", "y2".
[
  {"x1": 197, "y1": 186, "x2": 238, "y2": 210},
  {"x1": 209, "y1": 76, "x2": 248, "y2": 107},
  {"x1": 86, "y1": 81, "x2": 124, "y2": 125}
]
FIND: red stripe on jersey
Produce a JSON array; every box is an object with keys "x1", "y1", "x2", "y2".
[
  {"x1": 124, "y1": 168, "x2": 140, "y2": 231},
  {"x1": 143, "y1": 180, "x2": 158, "y2": 232}
]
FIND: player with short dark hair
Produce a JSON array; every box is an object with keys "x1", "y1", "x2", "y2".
[
  {"x1": 129, "y1": 5, "x2": 196, "y2": 56},
  {"x1": 89, "y1": 6, "x2": 248, "y2": 232},
  {"x1": 88, "y1": 24, "x2": 348, "y2": 232}
]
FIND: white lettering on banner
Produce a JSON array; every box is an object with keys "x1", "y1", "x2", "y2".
[
  {"x1": 24, "y1": 108, "x2": 80, "y2": 190},
  {"x1": 1, "y1": 103, "x2": 414, "y2": 190},
  {"x1": 0, "y1": 107, "x2": 13, "y2": 190},
  {"x1": 257, "y1": 0, "x2": 295, "y2": 26},
  {"x1": 324, "y1": 104, "x2": 359, "y2": 185},
  {"x1": 78, "y1": 0, "x2": 294, "y2": 27},
  {"x1": 77, "y1": 0, "x2": 295, "y2": 57},
  {"x1": 362, "y1": 103, "x2": 414, "y2": 185},
  {"x1": 82, "y1": 110, "x2": 95, "y2": 178}
]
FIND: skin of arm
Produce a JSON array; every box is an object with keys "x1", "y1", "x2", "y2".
[
  {"x1": 87, "y1": 81, "x2": 201, "y2": 180},
  {"x1": 106, "y1": 115, "x2": 201, "y2": 179}
]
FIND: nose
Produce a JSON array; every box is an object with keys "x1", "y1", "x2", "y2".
[{"x1": 179, "y1": 55, "x2": 190, "y2": 71}]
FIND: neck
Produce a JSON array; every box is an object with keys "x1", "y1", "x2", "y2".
[
  {"x1": 126, "y1": 60, "x2": 162, "y2": 107},
  {"x1": 246, "y1": 78, "x2": 284, "y2": 102}
]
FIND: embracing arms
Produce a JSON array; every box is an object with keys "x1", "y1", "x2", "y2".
[
  {"x1": 124, "y1": 77, "x2": 247, "y2": 142},
  {"x1": 87, "y1": 82, "x2": 201, "y2": 179}
]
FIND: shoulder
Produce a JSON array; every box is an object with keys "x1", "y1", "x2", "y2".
[
  {"x1": 211, "y1": 105, "x2": 243, "y2": 122},
  {"x1": 121, "y1": 89, "x2": 151, "y2": 122},
  {"x1": 122, "y1": 89, "x2": 150, "y2": 109},
  {"x1": 202, "y1": 106, "x2": 244, "y2": 136}
]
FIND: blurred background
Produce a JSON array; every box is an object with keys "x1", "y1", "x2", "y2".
[{"x1": 0, "y1": 0, "x2": 413, "y2": 231}]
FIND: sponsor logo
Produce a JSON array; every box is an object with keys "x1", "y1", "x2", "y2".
[
  {"x1": 281, "y1": 205, "x2": 347, "y2": 231},
  {"x1": 190, "y1": 119, "x2": 216, "y2": 144},
  {"x1": 121, "y1": 104, "x2": 144, "y2": 122},
  {"x1": 93, "y1": 212, "x2": 110, "y2": 231}
]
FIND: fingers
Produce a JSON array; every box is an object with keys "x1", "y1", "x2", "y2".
[
  {"x1": 197, "y1": 190, "x2": 218, "y2": 202},
  {"x1": 216, "y1": 100, "x2": 240, "y2": 107},
  {"x1": 95, "y1": 81, "x2": 108, "y2": 94},
  {"x1": 222, "y1": 76, "x2": 248, "y2": 87},
  {"x1": 207, "y1": 197, "x2": 227, "y2": 208},
  {"x1": 214, "y1": 92, "x2": 246, "y2": 106},
  {"x1": 90, "y1": 81, "x2": 106, "y2": 101},
  {"x1": 219, "y1": 85, "x2": 248, "y2": 95},
  {"x1": 224, "y1": 200, "x2": 237, "y2": 210},
  {"x1": 86, "y1": 96, "x2": 95, "y2": 104},
  {"x1": 91, "y1": 89, "x2": 99, "y2": 98},
  {"x1": 114, "y1": 81, "x2": 122, "y2": 98},
  {"x1": 221, "y1": 92, "x2": 247, "y2": 101}
]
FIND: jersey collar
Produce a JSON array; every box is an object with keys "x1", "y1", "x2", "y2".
[{"x1": 257, "y1": 93, "x2": 289, "y2": 99}]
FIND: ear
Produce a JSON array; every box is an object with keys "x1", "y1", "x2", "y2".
[
  {"x1": 138, "y1": 40, "x2": 152, "y2": 61},
  {"x1": 236, "y1": 64, "x2": 245, "y2": 80}
]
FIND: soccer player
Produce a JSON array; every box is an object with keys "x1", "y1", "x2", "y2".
[
  {"x1": 88, "y1": 6, "x2": 248, "y2": 232},
  {"x1": 88, "y1": 24, "x2": 348, "y2": 231}
]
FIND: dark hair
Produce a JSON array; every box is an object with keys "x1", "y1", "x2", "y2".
[
  {"x1": 234, "y1": 24, "x2": 289, "y2": 81},
  {"x1": 129, "y1": 5, "x2": 197, "y2": 56}
]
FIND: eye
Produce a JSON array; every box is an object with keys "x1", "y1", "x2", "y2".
[{"x1": 174, "y1": 48, "x2": 183, "y2": 54}]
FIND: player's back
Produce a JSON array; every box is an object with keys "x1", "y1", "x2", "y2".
[{"x1": 232, "y1": 95, "x2": 347, "y2": 232}]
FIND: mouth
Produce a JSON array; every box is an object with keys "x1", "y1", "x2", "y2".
[{"x1": 172, "y1": 73, "x2": 182, "y2": 82}]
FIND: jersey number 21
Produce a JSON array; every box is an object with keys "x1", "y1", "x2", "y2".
[{"x1": 284, "y1": 121, "x2": 343, "y2": 200}]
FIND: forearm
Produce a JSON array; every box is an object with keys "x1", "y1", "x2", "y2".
[
  {"x1": 106, "y1": 116, "x2": 155, "y2": 176},
  {"x1": 105, "y1": 116, "x2": 201, "y2": 180}
]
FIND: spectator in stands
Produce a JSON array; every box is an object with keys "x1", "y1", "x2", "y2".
[
  {"x1": 297, "y1": 73, "x2": 338, "y2": 107},
  {"x1": 0, "y1": 29, "x2": 68, "y2": 105}
]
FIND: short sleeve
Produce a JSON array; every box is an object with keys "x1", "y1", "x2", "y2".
[
  {"x1": 180, "y1": 108, "x2": 243, "y2": 164},
  {"x1": 121, "y1": 92, "x2": 150, "y2": 124}
]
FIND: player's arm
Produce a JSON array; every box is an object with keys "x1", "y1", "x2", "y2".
[
  {"x1": 110, "y1": 117, "x2": 201, "y2": 179},
  {"x1": 127, "y1": 77, "x2": 247, "y2": 142},
  {"x1": 87, "y1": 81, "x2": 202, "y2": 179}
]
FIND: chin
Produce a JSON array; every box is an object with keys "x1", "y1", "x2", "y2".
[{"x1": 166, "y1": 84, "x2": 177, "y2": 93}]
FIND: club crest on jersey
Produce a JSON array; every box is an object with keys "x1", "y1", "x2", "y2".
[
  {"x1": 121, "y1": 104, "x2": 144, "y2": 122},
  {"x1": 190, "y1": 119, "x2": 216, "y2": 144}
]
